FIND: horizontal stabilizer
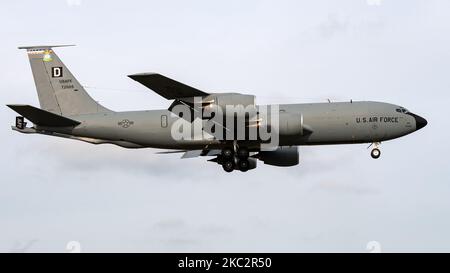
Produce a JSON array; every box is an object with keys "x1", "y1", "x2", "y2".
[
  {"x1": 18, "y1": 44, "x2": 75, "y2": 50},
  {"x1": 7, "y1": 104, "x2": 81, "y2": 127},
  {"x1": 128, "y1": 73, "x2": 209, "y2": 99}
]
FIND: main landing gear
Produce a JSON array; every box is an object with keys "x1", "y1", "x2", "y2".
[
  {"x1": 220, "y1": 147, "x2": 250, "y2": 173},
  {"x1": 369, "y1": 142, "x2": 381, "y2": 159}
]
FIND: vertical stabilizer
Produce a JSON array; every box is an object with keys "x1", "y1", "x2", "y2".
[{"x1": 18, "y1": 45, "x2": 111, "y2": 116}]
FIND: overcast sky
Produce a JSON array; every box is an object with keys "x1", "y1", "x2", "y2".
[{"x1": 0, "y1": 0, "x2": 449, "y2": 252}]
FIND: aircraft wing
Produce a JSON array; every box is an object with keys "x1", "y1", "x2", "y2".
[
  {"x1": 128, "y1": 73, "x2": 209, "y2": 99},
  {"x1": 156, "y1": 149, "x2": 221, "y2": 158}
]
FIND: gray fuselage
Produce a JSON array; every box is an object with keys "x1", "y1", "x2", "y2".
[{"x1": 42, "y1": 101, "x2": 424, "y2": 150}]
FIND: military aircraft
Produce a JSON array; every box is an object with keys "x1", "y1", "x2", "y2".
[{"x1": 8, "y1": 45, "x2": 427, "y2": 172}]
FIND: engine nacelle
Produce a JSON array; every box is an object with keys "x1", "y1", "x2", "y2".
[
  {"x1": 214, "y1": 93, "x2": 255, "y2": 108},
  {"x1": 278, "y1": 112, "x2": 303, "y2": 136},
  {"x1": 257, "y1": 146, "x2": 299, "y2": 167},
  {"x1": 205, "y1": 93, "x2": 257, "y2": 118}
]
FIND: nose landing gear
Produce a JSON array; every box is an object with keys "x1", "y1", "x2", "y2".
[
  {"x1": 371, "y1": 148, "x2": 381, "y2": 159},
  {"x1": 369, "y1": 142, "x2": 381, "y2": 159}
]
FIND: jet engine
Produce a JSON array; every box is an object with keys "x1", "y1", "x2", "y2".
[
  {"x1": 277, "y1": 112, "x2": 303, "y2": 136},
  {"x1": 257, "y1": 146, "x2": 299, "y2": 167},
  {"x1": 205, "y1": 93, "x2": 257, "y2": 118},
  {"x1": 213, "y1": 93, "x2": 255, "y2": 109}
]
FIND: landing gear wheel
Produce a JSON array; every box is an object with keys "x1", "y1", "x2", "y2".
[
  {"x1": 371, "y1": 148, "x2": 381, "y2": 159},
  {"x1": 222, "y1": 160, "x2": 235, "y2": 172},
  {"x1": 222, "y1": 148, "x2": 233, "y2": 159},
  {"x1": 238, "y1": 159, "x2": 250, "y2": 172},
  {"x1": 237, "y1": 148, "x2": 249, "y2": 159}
]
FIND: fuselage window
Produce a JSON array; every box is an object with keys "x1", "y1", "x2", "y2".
[{"x1": 161, "y1": 115, "x2": 168, "y2": 128}]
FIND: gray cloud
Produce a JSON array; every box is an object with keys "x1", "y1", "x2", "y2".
[{"x1": 318, "y1": 14, "x2": 349, "y2": 38}]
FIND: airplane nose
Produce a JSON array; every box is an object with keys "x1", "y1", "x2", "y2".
[{"x1": 412, "y1": 113, "x2": 428, "y2": 130}]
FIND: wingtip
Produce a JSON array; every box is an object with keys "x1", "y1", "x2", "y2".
[
  {"x1": 6, "y1": 104, "x2": 19, "y2": 109},
  {"x1": 127, "y1": 72, "x2": 158, "y2": 79},
  {"x1": 7, "y1": 104, "x2": 27, "y2": 107}
]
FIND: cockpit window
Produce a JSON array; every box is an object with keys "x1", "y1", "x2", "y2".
[{"x1": 396, "y1": 107, "x2": 409, "y2": 114}]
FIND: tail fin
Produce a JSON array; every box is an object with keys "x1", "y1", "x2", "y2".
[{"x1": 18, "y1": 45, "x2": 111, "y2": 116}]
